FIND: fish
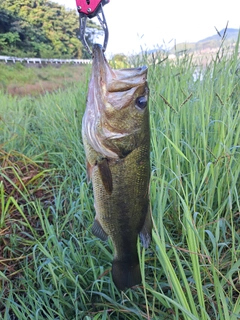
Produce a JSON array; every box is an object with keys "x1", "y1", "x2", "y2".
[{"x1": 82, "y1": 43, "x2": 152, "y2": 291}]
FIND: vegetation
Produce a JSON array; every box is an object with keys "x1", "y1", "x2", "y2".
[
  {"x1": 0, "y1": 62, "x2": 89, "y2": 96},
  {"x1": 0, "y1": 0, "x2": 101, "y2": 58},
  {"x1": 0, "y1": 37, "x2": 239, "y2": 319}
]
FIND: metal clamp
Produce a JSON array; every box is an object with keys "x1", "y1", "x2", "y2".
[{"x1": 77, "y1": 0, "x2": 109, "y2": 56}]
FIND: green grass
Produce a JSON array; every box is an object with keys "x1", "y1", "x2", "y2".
[
  {"x1": 0, "y1": 62, "x2": 88, "y2": 96},
  {"x1": 0, "y1": 40, "x2": 239, "y2": 319}
]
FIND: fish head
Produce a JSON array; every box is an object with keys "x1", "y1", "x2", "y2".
[{"x1": 82, "y1": 44, "x2": 149, "y2": 159}]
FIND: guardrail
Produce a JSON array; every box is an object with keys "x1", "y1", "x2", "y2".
[{"x1": 0, "y1": 55, "x2": 92, "y2": 65}]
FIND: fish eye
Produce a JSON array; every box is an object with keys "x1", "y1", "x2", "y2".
[{"x1": 135, "y1": 96, "x2": 147, "y2": 110}]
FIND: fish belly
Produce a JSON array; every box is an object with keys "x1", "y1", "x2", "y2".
[{"x1": 91, "y1": 144, "x2": 151, "y2": 290}]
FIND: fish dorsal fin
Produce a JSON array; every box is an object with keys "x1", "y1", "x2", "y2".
[
  {"x1": 92, "y1": 219, "x2": 108, "y2": 241},
  {"x1": 97, "y1": 158, "x2": 113, "y2": 194}
]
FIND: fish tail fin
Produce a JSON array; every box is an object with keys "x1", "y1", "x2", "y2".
[{"x1": 112, "y1": 258, "x2": 141, "y2": 291}]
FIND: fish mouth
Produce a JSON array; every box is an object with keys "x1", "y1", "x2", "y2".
[
  {"x1": 92, "y1": 43, "x2": 147, "y2": 93},
  {"x1": 91, "y1": 44, "x2": 112, "y2": 90},
  {"x1": 92, "y1": 43, "x2": 109, "y2": 70}
]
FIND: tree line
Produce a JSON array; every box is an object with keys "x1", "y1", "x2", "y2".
[{"x1": 0, "y1": 0, "x2": 101, "y2": 58}]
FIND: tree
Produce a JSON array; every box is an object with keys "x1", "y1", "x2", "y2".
[{"x1": 0, "y1": 0, "x2": 101, "y2": 58}]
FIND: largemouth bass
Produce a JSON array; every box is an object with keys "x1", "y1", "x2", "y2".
[{"x1": 82, "y1": 44, "x2": 152, "y2": 290}]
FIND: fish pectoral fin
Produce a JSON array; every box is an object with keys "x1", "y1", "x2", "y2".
[
  {"x1": 97, "y1": 158, "x2": 113, "y2": 194},
  {"x1": 139, "y1": 208, "x2": 152, "y2": 249},
  {"x1": 92, "y1": 218, "x2": 108, "y2": 241},
  {"x1": 86, "y1": 161, "x2": 93, "y2": 183}
]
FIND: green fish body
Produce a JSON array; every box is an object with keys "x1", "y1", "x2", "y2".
[{"x1": 82, "y1": 44, "x2": 152, "y2": 290}]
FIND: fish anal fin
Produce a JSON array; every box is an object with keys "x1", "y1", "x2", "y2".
[
  {"x1": 97, "y1": 158, "x2": 113, "y2": 194},
  {"x1": 92, "y1": 218, "x2": 108, "y2": 241},
  {"x1": 139, "y1": 207, "x2": 152, "y2": 249}
]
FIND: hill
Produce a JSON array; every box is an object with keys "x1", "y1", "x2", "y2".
[
  {"x1": 172, "y1": 28, "x2": 239, "y2": 53},
  {"x1": 198, "y1": 28, "x2": 239, "y2": 43}
]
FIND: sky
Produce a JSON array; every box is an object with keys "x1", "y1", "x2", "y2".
[{"x1": 55, "y1": 0, "x2": 239, "y2": 57}]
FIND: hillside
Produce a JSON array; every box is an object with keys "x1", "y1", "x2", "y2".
[
  {"x1": 198, "y1": 28, "x2": 239, "y2": 43},
  {"x1": 172, "y1": 28, "x2": 239, "y2": 53}
]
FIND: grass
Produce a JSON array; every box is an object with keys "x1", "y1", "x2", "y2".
[
  {"x1": 0, "y1": 38, "x2": 239, "y2": 319},
  {"x1": 0, "y1": 62, "x2": 88, "y2": 96}
]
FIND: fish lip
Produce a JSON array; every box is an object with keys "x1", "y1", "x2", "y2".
[
  {"x1": 92, "y1": 44, "x2": 110, "y2": 84},
  {"x1": 92, "y1": 43, "x2": 106, "y2": 65}
]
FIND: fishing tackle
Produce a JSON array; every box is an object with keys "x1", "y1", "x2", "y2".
[{"x1": 76, "y1": 0, "x2": 110, "y2": 55}]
